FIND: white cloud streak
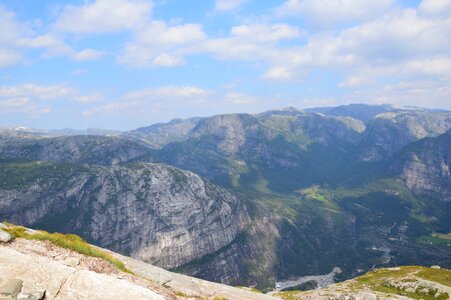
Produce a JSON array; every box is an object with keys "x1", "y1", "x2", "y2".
[
  {"x1": 276, "y1": 0, "x2": 394, "y2": 27},
  {"x1": 215, "y1": 0, "x2": 248, "y2": 12},
  {"x1": 54, "y1": 0, "x2": 153, "y2": 34}
]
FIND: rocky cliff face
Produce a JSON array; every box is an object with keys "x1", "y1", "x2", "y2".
[
  {"x1": 305, "y1": 103, "x2": 394, "y2": 123},
  {"x1": 126, "y1": 118, "x2": 201, "y2": 149},
  {"x1": 0, "y1": 135, "x2": 152, "y2": 165},
  {"x1": 358, "y1": 110, "x2": 451, "y2": 161},
  {"x1": 0, "y1": 161, "x2": 248, "y2": 269},
  {"x1": 391, "y1": 129, "x2": 451, "y2": 201},
  {"x1": 188, "y1": 113, "x2": 269, "y2": 155}
]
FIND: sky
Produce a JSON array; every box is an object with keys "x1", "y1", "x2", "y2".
[{"x1": 0, "y1": 0, "x2": 450, "y2": 130}]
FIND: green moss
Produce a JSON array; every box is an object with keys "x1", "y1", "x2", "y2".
[{"x1": 4, "y1": 225, "x2": 133, "y2": 274}]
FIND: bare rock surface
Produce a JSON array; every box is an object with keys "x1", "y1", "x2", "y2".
[
  {"x1": 111, "y1": 249, "x2": 280, "y2": 300},
  {"x1": 0, "y1": 229, "x2": 11, "y2": 243},
  {"x1": 0, "y1": 238, "x2": 175, "y2": 300},
  {"x1": 391, "y1": 128, "x2": 451, "y2": 200}
]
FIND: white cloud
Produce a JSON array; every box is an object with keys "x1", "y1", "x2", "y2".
[
  {"x1": 125, "y1": 86, "x2": 209, "y2": 99},
  {"x1": 19, "y1": 36, "x2": 106, "y2": 61},
  {"x1": 18, "y1": 34, "x2": 73, "y2": 57},
  {"x1": 0, "y1": 97, "x2": 51, "y2": 115},
  {"x1": 339, "y1": 76, "x2": 374, "y2": 88},
  {"x1": 261, "y1": 7, "x2": 451, "y2": 82},
  {"x1": 230, "y1": 24, "x2": 302, "y2": 43},
  {"x1": 0, "y1": 6, "x2": 28, "y2": 46},
  {"x1": 73, "y1": 93, "x2": 103, "y2": 103},
  {"x1": 224, "y1": 92, "x2": 256, "y2": 104},
  {"x1": 82, "y1": 102, "x2": 136, "y2": 116},
  {"x1": 118, "y1": 22, "x2": 206, "y2": 68},
  {"x1": 72, "y1": 49, "x2": 106, "y2": 61},
  {"x1": 0, "y1": 97, "x2": 29, "y2": 108},
  {"x1": 0, "y1": 5, "x2": 29, "y2": 67},
  {"x1": 262, "y1": 67, "x2": 295, "y2": 80},
  {"x1": 0, "y1": 83, "x2": 103, "y2": 107},
  {"x1": 347, "y1": 78, "x2": 451, "y2": 109},
  {"x1": 419, "y1": 0, "x2": 451, "y2": 18},
  {"x1": 54, "y1": 0, "x2": 153, "y2": 34},
  {"x1": 0, "y1": 48, "x2": 22, "y2": 67},
  {"x1": 151, "y1": 53, "x2": 183, "y2": 67},
  {"x1": 215, "y1": 0, "x2": 248, "y2": 12},
  {"x1": 202, "y1": 23, "x2": 302, "y2": 61},
  {"x1": 0, "y1": 83, "x2": 78, "y2": 100},
  {"x1": 84, "y1": 85, "x2": 210, "y2": 117},
  {"x1": 276, "y1": 0, "x2": 394, "y2": 27}
]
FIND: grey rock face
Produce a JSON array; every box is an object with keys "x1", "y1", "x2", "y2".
[
  {"x1": 290, "y1": 114, "x2": 364, "y2": 147},
  {"x1": 391, "y1": 129, "x2": 451, "y2": 200},
  {"x1": 126, "y1": 117, "x2": 201, "y2": 149},
  {"x1": 189, "y1": 113, "x2": 266, "y2": 155},
  {"x1": 0, "y1": 162, "x2": 248, "y2": 269},
  {"x1": 0, "y1": 135, "x2": 152, "y2": 165},
  {"x1": 305, "y1": 103, "x2": 394, "y2": 123},
  {"x1": 0, "y1": 229, "x2": 11, "y2": 243},
  {"x1": 358, "y1": 110, "x2": 451, "y2": 161}
]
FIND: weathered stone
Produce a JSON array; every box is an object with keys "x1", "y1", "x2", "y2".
[
  {"x1": 0, "y1": 223, "x2": 7, "y2": 229},
  {"x1": 0, "y1": 230, "x2": 11, "y2": 243},
  {"x1": 354, "y1": 292, "x2": 377, "y2": 300},
  {"x1": 0, "y1": 247, "x2": 76, "y2": 299},
  {"x1": 19, "y1": 290, "x2": 45, "y2": 300},
  {"x1": 0, "y1": 279, "x2": 23, "y2": 299},
  {"x1": 62, "y1": 257, "x2": 80, "y2": 267},
  {"x1": 56, "y1": 270, "x2": 165, "y2": 300},
  {"x1": 0, "y1": 244, "x2": 168, "y2": 300},
  {"x1": 431, "y1": 265, "x2": 441, "y2": 269}
]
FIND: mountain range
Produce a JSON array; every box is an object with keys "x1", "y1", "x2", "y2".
[{"x1": 0, "y1": 103, "x2": 450, "y2": 292}]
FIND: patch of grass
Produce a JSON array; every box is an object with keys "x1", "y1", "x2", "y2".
[
  {"x1": 235, "y1": 286, "x2": 263, "y2": 293},
  {"x1": 433, "y1": 232, "x2": 451, "y2": 240},
  {"x1": 4, "y1": 225, "x2": 133, "y2": 274},
  {"x1": 174, "y1": 291, "x2": 203, "y2": 299},
  {"x1": 416, "y1": 267, "x2": 451, "y2": 286},
  {"x1": 353, "y1": 266, "x2": 451, "y2": 300},
  {"x1": 298, "y1": 186, "x2": 338, "y2": 210},
  {"x1": 277, "y1": 291, "x2": 302, "y2": 300},
  {"x1": 417, "y1": 235, "x2": 451, "y2": 246}
]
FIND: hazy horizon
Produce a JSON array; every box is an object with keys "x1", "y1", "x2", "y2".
[{"x1": 1, "y1": 102, "x2": 449, "y2": 131}]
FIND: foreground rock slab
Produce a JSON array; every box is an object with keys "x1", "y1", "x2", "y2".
[
  {"x1": 111, "y1": 249, "x2": 280, "y2": 300},
  {"x1": 0, "y1": 242, "x2": 170, "y2": 300},
  {"x1": 0, "y1": 279, "x2": 23, "y2": 299}
]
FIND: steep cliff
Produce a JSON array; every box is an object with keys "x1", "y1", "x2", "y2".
[
  {"x1": 0, "y1": 161, "x2": 248, "y2": 270},
  {"x1": 126, "y1": 118, "x2": 201, "y2": 149},
  {"x1": 358, "y1": 110, "x2": 450, "y2": 161},
  {"x1": 391, "y1": 129, "x2": 451, "y2": 201},
  {"x1": 0, "y1": 135, "x2": 152, "y2": 165}
]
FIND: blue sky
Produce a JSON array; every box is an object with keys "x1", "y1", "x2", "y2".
[{"x1": 0, "y1": 0, "x2": 449, "y2": 130}]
